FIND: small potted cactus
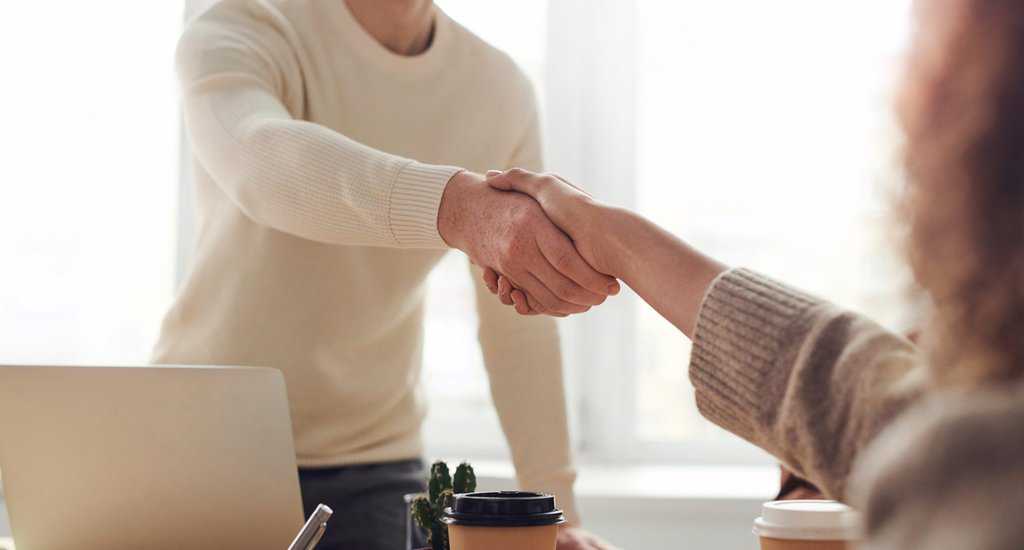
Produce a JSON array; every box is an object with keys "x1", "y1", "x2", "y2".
[{"x1": 411, "y1": 460, "x2": 477, "y2": 550}]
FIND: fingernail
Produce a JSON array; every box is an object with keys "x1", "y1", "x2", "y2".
[{"x1": 608, "y1": 281, "x2": 620, "y2": 295}]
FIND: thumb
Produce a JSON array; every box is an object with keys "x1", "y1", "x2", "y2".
[
  {"x1": 486, "y1": 171, "x2": 544, "y2": 198},
  {"x1": 485, "y1": 171, "x2": 518, "y2": 192},
  {"x1": 550, "y1": 173, "x2": 593, "y2": 198}
]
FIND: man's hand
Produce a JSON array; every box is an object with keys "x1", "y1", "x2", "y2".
[
  {"x1": 558, "y1": 526, "x2": 619, "y2": 550},
  {"x1": 438, "y1": 171, "x2": 619, "y2": 316},
  {"x1": 486, "y1": 169, "x2": 616, "y2": 274},
  {"x1": 480, "y1": 169, "x2": 623, "y2": 315}
]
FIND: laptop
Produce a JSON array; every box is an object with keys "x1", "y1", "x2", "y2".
[{"x1": 0, "y1": 365, "x2": 305, "y2": 550}]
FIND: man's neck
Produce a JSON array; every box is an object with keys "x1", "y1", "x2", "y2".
[{"x1": 344, "y1": 0, "x2": 435, "y2": 56}]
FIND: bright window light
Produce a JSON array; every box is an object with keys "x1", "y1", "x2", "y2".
[
  {"x1": 632, "y1": 0, "x2": 914, "y2": 444},
  {"x1": 422, "y1": 0, "x2": 549, "y2": 460},
  {"x1": 0, "y1": 2, "x2": 183, "y2": 364}
]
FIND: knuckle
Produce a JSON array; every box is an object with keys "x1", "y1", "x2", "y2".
[
  {"x1": 496, "y1": 235, "x2": 526, "y2": 266},
  {"x1": 551, "y1": 247, "x2": 575, "y2": 272},
  {"x1": 566, "y1": 300, "x2": 587, "y2": 313},
  {"x1": 572, "y1": 288, "x2": 595, "y2": 305},
  {"x1": 554, "y1": 280, "x2": 578, "y2": 301},
  {"x1": 497, "y1": 239, "x2": 517, "y2": 263},
  {"x1": 549, "y1": 301, "x2": 573, "y2": 315},
  {"x1": 509, "y1": 202, "x2": 539, "y2": 226}
]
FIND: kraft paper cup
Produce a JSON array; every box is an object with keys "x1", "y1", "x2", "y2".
[
  {"x1": 443, "y1": 491, "x2": 565, "y2": 550},
  {"x1": 753, "y1": 500, "x2": 861, "y2": 550}
]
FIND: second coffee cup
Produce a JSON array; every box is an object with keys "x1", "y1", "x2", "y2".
[
  {"x1": 443, "y1": 491, "x2": 565, "y2": 550},
  {"x1": 753, "y1": 499, "x2": 861, "y2": 550}
]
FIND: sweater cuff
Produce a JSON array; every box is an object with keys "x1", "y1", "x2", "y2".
[
  {"x1": 688, "y1": 268, "x2": 818, "y2": 444},
  {"x1": 388, "y1": 161, "x2": 463, "y2": 248},
  {"x1": 518, "y1": 472, "x2": 580, "y2": 525}
]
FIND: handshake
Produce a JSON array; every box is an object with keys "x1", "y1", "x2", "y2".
[{"x1": 437, "y1": 168, "x2": 623, "y2": 317}]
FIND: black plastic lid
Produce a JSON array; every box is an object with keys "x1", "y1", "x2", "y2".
[{"x1": 442, "y1": 491, "x2": 566, "y2": 527}]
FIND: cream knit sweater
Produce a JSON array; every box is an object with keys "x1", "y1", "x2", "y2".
[
  {"x1": 692, "y1": 269, "x2": 1024, "y2": 549},
  {"x1": 153, "y1": 0, "x2": 579, "y2": 520}
]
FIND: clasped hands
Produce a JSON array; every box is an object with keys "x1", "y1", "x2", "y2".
[{"x1": 437, "y1": 168, "x2": 619, "y2": 317}]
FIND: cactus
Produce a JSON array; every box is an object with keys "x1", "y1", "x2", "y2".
[
  {"x1": 411, "y1": 461, "x2": 477, "y2": 550},
  {"x1": 452, "y1": 462, "x2": 476, "y2": 494},
  {"x1": 428, "y1": 461, "x2": 451, "y2": 505},
  {"x1": 411, "y1": 496, "x2": 434, "y2": 532}
]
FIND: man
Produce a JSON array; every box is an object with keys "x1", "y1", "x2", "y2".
[{"x1": 154, "y1": 0, "x2": 617, "y2": 548}]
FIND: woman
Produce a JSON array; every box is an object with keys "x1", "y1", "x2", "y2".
[{"x1": 483, "y1": 0, "x2": 1024, "y2": 548}]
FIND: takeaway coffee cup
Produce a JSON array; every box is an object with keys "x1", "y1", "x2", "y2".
[
  {"x1": 753, "y1": 500, "x2": 861, "y2": 549},
  {"x1": 442, "y1": 491, "x2": 565, "y2": 550}
]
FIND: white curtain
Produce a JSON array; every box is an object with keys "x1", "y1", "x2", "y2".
[{"x1": 543, "y1": 0, "x2": 644, "y2": 457}]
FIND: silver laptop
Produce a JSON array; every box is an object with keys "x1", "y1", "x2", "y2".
[{"x1": 0, "y1": 365, "x2": 305, "y2": 550}]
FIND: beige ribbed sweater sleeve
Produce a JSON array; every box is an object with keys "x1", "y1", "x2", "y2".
[
  {"x1": 176, "y1": 15, "x2": 461, "y2": 247},
  {"x1": 688, "y1": 268, "x2": 926, "y2": 500}
]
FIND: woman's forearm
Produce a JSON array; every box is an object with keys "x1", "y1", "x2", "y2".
[
  {"x1": 482, "y1": 169, "x2": 726, "y2": 331},
  {"x1": 600, "y1": 207, "x2": 728, "y2": 337}
]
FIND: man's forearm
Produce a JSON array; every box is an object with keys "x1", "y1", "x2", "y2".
[{"x1": 436, "y1": 170, "x2": 480, "y2": 251}]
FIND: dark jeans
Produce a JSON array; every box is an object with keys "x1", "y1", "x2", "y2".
[{"x1": 299, "y1": 459, "x2": 427, "y2": 550}]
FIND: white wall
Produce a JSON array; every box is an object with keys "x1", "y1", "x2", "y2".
[{"x1": 585, "y1": 497, "x2": 762, "y2": 549}]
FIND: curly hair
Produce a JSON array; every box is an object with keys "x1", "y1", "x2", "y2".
[{"x1": 900, "y1": 0, "x2": 1024, "y2": 387}]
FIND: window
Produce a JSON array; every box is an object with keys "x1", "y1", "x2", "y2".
[
  {"x1": 427, "y1": 1, "x2": 915, "y2": 465},
  {"x1": 629, "y1": 0, "x2": 915, "y2": 457},
  {"x1": 421, "y1": 0, "x2": 549, "y2": 460},
  {"x1": 0, "y1": 2, "x2": 183, "y2": 365}
]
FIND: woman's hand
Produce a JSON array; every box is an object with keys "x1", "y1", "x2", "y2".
[
  {"x1": 486, "y1": 169, "x2": 617, "y2": 273},
  {"x1": 482, "y1": 168, "x2": 728, "y2": 335},
  {"x1": 440, "y1": 170, "x2": 620, "y2": 316},
  {"x1": 482, "y1": 169, "x2": 621, "y2": 314}
]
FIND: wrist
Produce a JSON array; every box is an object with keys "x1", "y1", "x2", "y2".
[
  {"x1": 437, "y1": 170, "x2": 482, "y2": 250},
  {"x1": 598, "y1": 206, "x2": 644, "y2": 279}
]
